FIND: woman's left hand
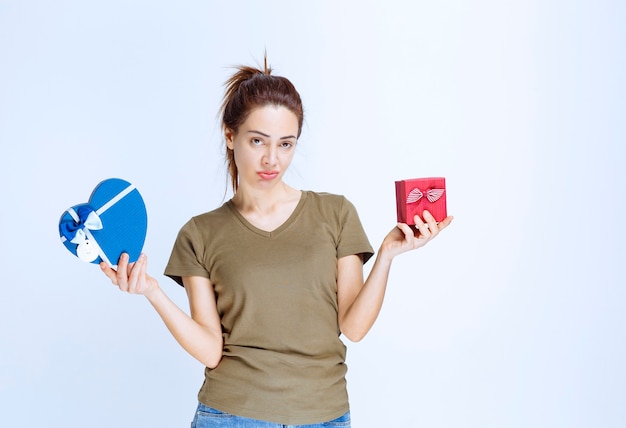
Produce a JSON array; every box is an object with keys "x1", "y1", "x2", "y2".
[{"x1": 380, "y1": 210, "x2": 453, "y2": 260}]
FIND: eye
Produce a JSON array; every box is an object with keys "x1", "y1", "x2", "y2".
[
  {"x1": 251, "y1": 138, "x2": 263, "y2": 146},
  {"x1": 280, "y1": 141, "x2": 294, "y2": 149}
]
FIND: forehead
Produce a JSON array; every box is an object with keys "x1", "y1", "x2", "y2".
[{"x1": 241, "y1": 105, "x2": 299, "y2": 135}]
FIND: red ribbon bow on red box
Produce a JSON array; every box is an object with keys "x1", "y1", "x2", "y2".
[{"x1": 406, "y1": 187, "x2": 445, "y2": 204}]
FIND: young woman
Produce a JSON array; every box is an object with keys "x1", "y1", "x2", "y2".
[{"x1": 101, "y1": 61, "x2": 453, "y2": 427}]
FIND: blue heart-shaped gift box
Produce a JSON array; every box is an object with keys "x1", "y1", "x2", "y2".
[{"x1": 59, "y1": 178, "x2": 148, "y2": 266}]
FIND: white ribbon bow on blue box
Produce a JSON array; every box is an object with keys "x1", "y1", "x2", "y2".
[{"x1": 59, "y1": 178, "x2": 148, "y2": 267}]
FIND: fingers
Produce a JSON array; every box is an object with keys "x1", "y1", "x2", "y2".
[
  {"x1": 413, "y1": 211, "x2": 434, "y2": 239},
  {"x1": 100, "y1": 253, "x2": 148, "y2": 294},
  {"x1": 127, "y1": 254, "x2": 147, "y2": 293},
  {"x1": 414, "y1": 211, "x2": 454, "y2": 239},
  {"x1": 396, "y1": 222, "x2": 417, "y2": 244},
  {"x1": 114, "y1": 253, "x2": 131, "y2": 292},
  {"x1": 437, "y1": 215, "x2": 454, "y2": 232},
  {"x1": 386, "y1": 212, "x2": 453, "y2": 259},
  {"x1": 100, "y1": 262, "x2": 117, "y2": 282}
]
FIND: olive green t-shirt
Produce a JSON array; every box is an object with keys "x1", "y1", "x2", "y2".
[{"x1": 164, "y1": 191, "x2": 374, "y2": 425}]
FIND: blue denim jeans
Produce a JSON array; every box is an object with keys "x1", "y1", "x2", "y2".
[{"x1": 190, "y1": 402, "x2": 351, "y2": 428}]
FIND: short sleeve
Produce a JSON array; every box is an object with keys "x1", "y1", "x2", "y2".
[
  {"x1": 336, "y1": 197, "x2": 374, "y2": 264},
  {"x1": 164, "y1": 218, "x2": 210, "y2": 286}
]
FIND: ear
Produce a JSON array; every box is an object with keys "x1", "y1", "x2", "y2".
[{"x1": 224, "y1": 128, "x2": 235, "y2": 150}]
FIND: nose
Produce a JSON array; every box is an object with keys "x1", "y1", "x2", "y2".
[{"x1": 263, "y1": 145, "x2": 277, "y2": 166}]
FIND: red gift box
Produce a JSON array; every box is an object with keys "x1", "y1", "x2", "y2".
[{"x1": 395, "y1": 177, "x2": 447, "y2": 225}]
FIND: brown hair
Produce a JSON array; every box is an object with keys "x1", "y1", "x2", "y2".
[{"x1": 219, "y1": 58, "x2": 304, "y2": 192}]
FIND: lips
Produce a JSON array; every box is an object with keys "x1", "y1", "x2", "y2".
[{"x1": 258, "y1": 171, "x2": 279, "y2": 180}]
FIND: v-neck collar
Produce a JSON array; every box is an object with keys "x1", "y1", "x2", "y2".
[{"x1": 226, "y1": 191, "x2": 308, "y2": 238}]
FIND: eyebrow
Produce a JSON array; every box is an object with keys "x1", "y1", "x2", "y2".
[{"x1": 248, "y1": 130, "x2": 297, "y2": 140}]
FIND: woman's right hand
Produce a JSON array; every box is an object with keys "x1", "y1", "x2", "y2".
[{"x1": 101, "y1": 253, "x2": 159, "y2": 298}]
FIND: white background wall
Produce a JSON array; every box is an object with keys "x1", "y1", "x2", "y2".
[{"x1": 1, "y1": 1, "x2": 624, "y2": 427}]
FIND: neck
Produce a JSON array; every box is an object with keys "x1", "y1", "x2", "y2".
[{"x1": 232, "y1": 181, "x2": 300, "y2": 215}]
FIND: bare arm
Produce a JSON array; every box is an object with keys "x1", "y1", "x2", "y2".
[
  {"x1": 337, "y1": 210, "x2": 453, "y2": 341},
  {"x1": 101, "y1": 253, "x2": 223, "y2": 368}
]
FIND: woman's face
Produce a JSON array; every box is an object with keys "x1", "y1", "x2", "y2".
[{"x1": 226, "y1": 105, "x2": 299, "y2": 190}]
